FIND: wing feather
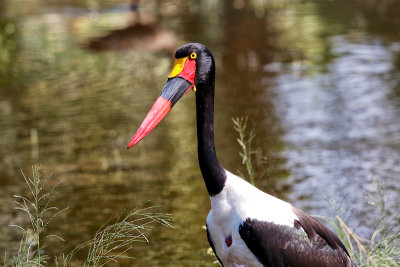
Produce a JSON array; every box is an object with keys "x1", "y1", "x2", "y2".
[{"x1": 238, "y1": 216, "x2": 355, "y2": 267}]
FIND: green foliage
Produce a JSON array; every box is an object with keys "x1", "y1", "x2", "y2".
[
  {"x1": 232, "y1": 117, "x2": 257, "y2": 185},
  {"x1": 6, "y1": 166, "x2": 66, "y2": 267},
  {"x1": 60, "y1": 207, "x2": 173, "y2": 267},
  {"x1": 4, "y1": 166, "x2": 173, "y2": 267},
  {"x1": 321, "y1": 178, "x2": 400, "y2": 267},
  {"x1": 4, "y1": 233, "x2": 40, "y2": 267}
]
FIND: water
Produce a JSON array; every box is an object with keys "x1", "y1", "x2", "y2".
[
  {"x1": 1, "y1": 0, "x2": 400, "y2": 265},
  {"x1": 275, "y1": 35, "x2": 400, "y2": 236}
]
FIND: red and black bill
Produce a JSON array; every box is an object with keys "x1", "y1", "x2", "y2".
[{"x1": 128, "y1": 55, "x2": 196, "y2": 148}]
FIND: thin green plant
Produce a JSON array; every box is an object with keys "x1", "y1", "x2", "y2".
[
  {"x1": 321, "y1": 178, "x2": 400, "y2": 266},
  {"x1": 6, "y1": 166, "x2": 67, "y2": 267},
  {"x1": 60, "y1": 207, "x2": 174, "y2": 267},
  {"x1": 4, "y1": 233, "x2": 39, "y2": 267},
  {"x1": 5, "y1": 166, "x2": 174, "y2": 267},
  {"x1": 232, "y1": 117, "x2": 257, "y2": 185}
]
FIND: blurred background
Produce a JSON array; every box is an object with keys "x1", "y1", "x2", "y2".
[{"x1": 1, "y1": 0, "x2": 400, "y2": 266}]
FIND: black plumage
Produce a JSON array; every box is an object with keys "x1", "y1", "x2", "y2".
[{"x1": 238, "y1": 214, "x2": 355, "y2": 267}]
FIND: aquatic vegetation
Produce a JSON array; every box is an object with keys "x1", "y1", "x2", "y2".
[
  {"x1": 5, "y1": 166, "x2": 66, "y2": 267},
  {"x1": 321, "y1": 179, "x2": 400, "y2": 267},
  {"x1": 3, "y1": 166, "x2": 173, "y2": 267},
  {"x1": 60, "y1": 207, "x2": 173, "y2": 267},
  {"x1": 232, "y1": 117, "x2": 257, "y2": 185}
]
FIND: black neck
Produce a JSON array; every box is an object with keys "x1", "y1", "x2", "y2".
[{"x1": 195, "y1": 77, "x2": 226, "y2": 197}]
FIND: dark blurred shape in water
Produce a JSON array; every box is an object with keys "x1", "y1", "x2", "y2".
[
  {"x1": 84, "y1": 2, "x2": 176, "y2": 54},
  {"x1": 85, "y1": 22, "x2": 176, "y2": 54}
]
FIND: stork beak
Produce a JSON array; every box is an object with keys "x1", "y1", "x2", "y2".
[{"x1": 128, "y1": 56, "x2": 196, "y2": 148}]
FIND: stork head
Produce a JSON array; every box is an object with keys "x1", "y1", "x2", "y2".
[{"x1": 128, "y1": 43, "x2": 215, "y2": 148}]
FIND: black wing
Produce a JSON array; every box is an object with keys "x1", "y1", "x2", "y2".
[
  {"x1": 238, "y1": 210, "x2": 355, "y2": 267},
  {"x1": 206, "y1": 224, "x2": 224, "y2": 267}
]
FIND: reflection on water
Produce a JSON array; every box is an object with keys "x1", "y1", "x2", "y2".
[
  {"x1": 1, "y1": 0, "x2": 400, "y2": 265},
  {"x1": 275, "y1": 34, "x2": 400, "y2": 236}
]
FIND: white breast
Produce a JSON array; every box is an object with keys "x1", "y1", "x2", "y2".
[{"x1": 206, "y1": 170, "x2": 298, "y2": 267}]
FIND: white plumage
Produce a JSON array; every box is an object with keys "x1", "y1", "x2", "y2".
[{"x1": 207, "y1": 171, "x2": 298, "y2": 267}]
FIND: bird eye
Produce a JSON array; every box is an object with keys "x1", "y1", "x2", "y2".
[{"x1": 190, "y1": 52, "x2": 197, "y2": 60}]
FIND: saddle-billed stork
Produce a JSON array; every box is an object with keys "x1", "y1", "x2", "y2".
[{"x1": 128, "y1": 43, "x2": 355, "y2": 267}]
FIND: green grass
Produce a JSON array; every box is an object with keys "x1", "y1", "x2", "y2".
[
  {"x1": 60, "y1": 207, "x2": 173, "y2": 267},
  {"x1": 232, "y1": 117, "x2": 257, "y2": 185},
  {"x1": 232, "y1": 117, "x2": 400, "y2": 267},
  {"x1": 6, "y1": 166, "x2": 66, "y2": 267},
  {"x1": 4, "y1": 166, "x2": 173, "y2": 267},
  {"x1": 320, "y1": 178, "x2": 400, "y2": 266}
]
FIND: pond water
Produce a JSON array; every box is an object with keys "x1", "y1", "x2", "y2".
[{"x1": 1, "y1": 0, "x2": 400, "y2": 266}]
